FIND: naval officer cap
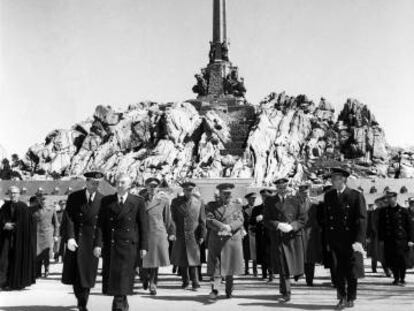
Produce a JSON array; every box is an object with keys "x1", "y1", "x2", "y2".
[
  {"x1": 84, "y1": 171, "x2": 104, "y2": 180},
  {"x1": 273, "y1": 177, "x2": 289, "y2": 185},
  {"x1": 216, "y1": 183, "x2": 235, "y2": 192},
  {"x1": 181, "y1": 181, "x2": 197, "y2": 189},
  {"x1": 244, "y1": 192, "x2": 257, "y2": 199},
  {"x1": 299, "y1": 182, "x2": 311, "y2": 190},
  {"x1": 385, "y1": 191, "x2": 398, "y2": 198},
  {"x1": 329, "y1": 167, "x2": 350, "y2": 178},
  {"x1": 145, "y1": 177, "x2": 161, "y2": 186},
  {"x1": 260, "y1": 188, "x2": 275, "y2": 195}
]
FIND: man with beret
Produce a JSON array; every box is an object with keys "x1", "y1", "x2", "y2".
[
  {"x1": 297, "y1": 183, "x2": 323, "y2": 286},
  {"x1": 61, "y1": 171, "x2": 104, "y2": 311},
  {"x1": 140, "y1": 177, "x2": 174, "y2": 296},
  {"x1": 378, "y1": 191, "x2": 414, "y2": 286},
  {"x1": 206, "y1": 183, "x2": 244, "y2": 299},
  {"x1": 264, "y1": 178, "x2": 306, "y2": 303},
  {"x1": 242, "y1": 192, "x2": 258, "y2": 276},
  {"x1": 251, "y1": 188, "x2": 275, "y2": 281},
  {"x1": 321, "y1": 168, "x2": 367, "y2": 310},
  {"x1": 170, "y1": 182, "x2": 206, "y2": 290}
]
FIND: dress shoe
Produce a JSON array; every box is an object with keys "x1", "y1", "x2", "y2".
[
  {"x1": 225, "y1": 291, "x2": 233, "y2": 298},
  {"x1": 392, "y1": 280, "x2": 399, "y2": 285},
  {"x1": 399, "y1": 280, "x2": 406, "y2": 286},
  {"x1": 335, "y1": 299, "x2": 347, "y2": 310},
  {"x1": 209, "y1": 289, "x2": 219, "y2": 299},
  {"x1": 192, "y1": 282, "x2": 200, "y2": 291},
  {"x1": 181, "y1": 281, "x2": 189, "y2": 289},
  {"x1": 346, "y1": 300, "x2": 354, "y2": 308},
  {"x1": 149, "y1": 288, "x2": 157, "y2": 295},
  {"x1": 279, "y1": 294, "x2": 291, "y2": 303},
  {"x1": 143, "y1": 280, "x2": 148, "y2": 290}
]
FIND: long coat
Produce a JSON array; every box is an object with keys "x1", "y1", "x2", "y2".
[
  {"x1": 61, "y1": 189, "x2": 103, "y2": 288},
  {"x1": 250, "y1": 204, "x2": 271, "y2": 265},
  {"x1": 367, "y1": 208, "x2": 386, "y2": 264},
  {"x1": 322, "y1": 187, "x2": 367, "y2": 278},
  {"x1": 378, "y1": 204, "x2": 414, "y2": 268},
  {"x1": 0, "y1": 201, "x2": 36, "y2": 289},
  {"x1": 206, "y1": 200, "x2": 244, "y2": 277},
  {"x1": 33, "y1": 204, "x2": 59, "y2": 255},
  {"x1": 302, "y1": 199, "x2": 323, "y2": 264},
  {"x1": 242, "y1": 205, "x2": 255, "y2": 261},
  {"x1": 142, "y1": 196, "x2": 173, "y2": 268},
  {"x1": 170, "y1": 196, "x2": 206, "y2": 267},
  {"x1": 264, "y1": 195, "x2": 306, "y2": 276},
  {"x1": 94, "y1": 193, "x2": 148, "y2": 296}
]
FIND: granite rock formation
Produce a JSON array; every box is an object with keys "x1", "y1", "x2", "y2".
[{"x1": 20, "y1": 92, "x2": 410, "y2": 184}]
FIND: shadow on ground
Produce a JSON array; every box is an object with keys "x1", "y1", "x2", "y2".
[{"x1": 1, "y1": 306, "x2": 76, "y2": 311}]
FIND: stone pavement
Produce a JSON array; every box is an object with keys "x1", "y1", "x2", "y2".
[{"x1": 1, "y1": 261, "x2": 413, "y2": 311}]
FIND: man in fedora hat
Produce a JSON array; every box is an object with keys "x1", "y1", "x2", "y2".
[
  {"x1": 321, "y1": 168, "x2": 367, "y2": 310},
  {"x1": 264, "y1": 178, "x2": 306, "y2": 303},
  {"x1": 206, "y1": 183, "x2": 244, "y2": 299},
  {"x1": 170, "y1": 182, "x2": 206, "y2": 290},
  {"x1": 61, "y1": 171, "x2": 104, "y2": 311},
  {"x1": 378, "y1": 191, "x2": 414, "y2": 286}
]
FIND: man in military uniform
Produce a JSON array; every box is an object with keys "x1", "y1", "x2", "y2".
[
  {"x1": 61, "y1": 171, "x2": 104, "y2": 311},
  {"x1": 170, "y1": 182, "x2": 206, "y2": 290},
  {"x1": 242, "y1": 192, "x2": 257, "y2": 276},
  {"x1": 297, "y1": 183, "x2": 323, "y2": 286},
  {"x1": 378, "y1": 191, "x2": 414, "y2": 286},
  {"x1": 206, "y1": 183, "x2": 244, "y2": 299},
  {"x1": 93, "y1": 174, "x2": 148, "y2": 311},
  {"x1": 321, "y1": 168, "x2": 366, "y2": 310},
  {"x1": 264, "y1": 178, "x2": 306, "y2": 303}
]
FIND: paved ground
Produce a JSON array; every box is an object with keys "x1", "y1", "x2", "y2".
[{"x1": 1, "y1": 261, "x2": 413, "y2": 311}]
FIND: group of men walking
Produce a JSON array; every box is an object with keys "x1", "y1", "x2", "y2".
[{"x1": 1, "y1": 167, "x2": 414, "y2": 311}]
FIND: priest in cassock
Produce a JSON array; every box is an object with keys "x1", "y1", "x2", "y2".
[{"x1": 0, "y1": 186, "x2": 36, "y2": 290}]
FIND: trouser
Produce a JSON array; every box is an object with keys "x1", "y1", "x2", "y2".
[
  {"x1": 35, "y1": 248, "x2": 50, "y2": 277},
  {"x1": 112, "y1": 295, "x2": 128, "y2": 311},
  {"x1": 181, "y1": 266, "x2": 199, "y2": 285},
  {"x1": 142, "y1": 268, "x2": 159, "y2": 287},
  {"x1": 331, "y1": 246, "x2": 357, "y2": 301},
  {"x1": 244, "y1": 260, "x2": 257, "y2": 274},
  {"x1": 72, "y1": 269, "x2": 90, "y2": 308},
  {"x1": 390, "y1": 255, "x2": 407, "y2": 282},
  {"x1": 211, "y1": 275, "x2": 233, "y2": 294},
  {"x1": 305, "y1": 263, "x2": 315, "y2": 285},
  {"x1": 279, "y1": 253, "x2": 291, "y2": 295}
]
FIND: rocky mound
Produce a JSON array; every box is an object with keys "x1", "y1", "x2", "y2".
[{"x1": 19, "y1": 92, "x2": 411, "y2": 185}]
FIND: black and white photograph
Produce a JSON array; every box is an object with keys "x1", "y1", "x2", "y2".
[{"x1": 0, "y1": 0, "x2": 414, "y2": 310}]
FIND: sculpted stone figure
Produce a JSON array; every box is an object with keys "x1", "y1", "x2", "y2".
[{"x1": 192, "y1": 74, "x2": 208, "y2": 97}]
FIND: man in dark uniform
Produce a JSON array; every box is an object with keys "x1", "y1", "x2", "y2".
[
  {"x1": 170, "y1": 182, "x2": 206, "y2": 290},
  {"x1": 242, "y1": 192, "x2": 257, "y2": 276},
  {"x1": 321, "y1": 168, "x2": 366, "y2": 310},
  {"x1": 251, "y1": 188, "x2": 274, "y2": 281},
  {"x1": 93, "y1": 173, "x2": 148, "y2": 311},
  {"x1": 264, "y1": 178, "x2": 307, "y2": 303},
  {"x1": 206, "y1": 183, "x2": 244, "y2": 299},
  {"x1": 378, "y1": 191, "x2": 414, "y2": 285},
  {"x1": 61, "y1": 171, "x2": 104, "y2": 311}
]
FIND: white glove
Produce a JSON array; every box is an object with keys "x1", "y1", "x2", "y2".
[
  {"x1": 408, "y1": 241, "x2": 414, "y2": 247},
  {"x1": 256, "y1": 215, "x2": 263, "y2": 222},
  {"x1": 67, "y1": 238, "x2": 78, "y2": 252},
  {"x1": 223, "y1": 224, "x2": 231, "y2": 232},
  {"x1": 352, "y1": 242, "x2": 365, "y2": 254},
  {"x1": 277, "y1": 223, "x2": 293, "y2": 233},
  {"x1": 241, "y1": 229, "x2": 247, "y2": 237},
  {"x1": 93, "y1": 247, "x2": 101, "y2": 258},
  {"x1": 168, "y1": 235, "x2": 176, "y2": 241}
]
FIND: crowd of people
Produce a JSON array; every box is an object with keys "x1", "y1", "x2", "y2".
[{"x1": 0, "y1": 168, "x2": 414, "y2": 311}]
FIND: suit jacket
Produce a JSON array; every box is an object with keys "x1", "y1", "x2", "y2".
[
  {"x1": 61, "y1": 189, "x2": 103, "y2": 288},
  {"x1": 322, "y1": 187, "x2": 367, "y2": 249}
]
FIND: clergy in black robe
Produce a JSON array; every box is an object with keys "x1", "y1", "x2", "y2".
[{"x1": 0, "y1": 186, "x2": 36, "y2": 290}]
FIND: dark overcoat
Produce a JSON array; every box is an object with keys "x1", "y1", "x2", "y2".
[
  {"x1": 61, "y1": 189, "x2": 103, "y2": 288},
  {"x1": 170, "y1": 196, "x2": 206, "y2": 267},
  {"x1": 250, "y1": 204, "x2": 271, "y2": 265},
  {"x1": 206, "y1": 200, "x2": 244, "y2": 276},
  {"x1": 94, "y1": 193, "x2": 148, "y2": 296},
  {"x1": 264, "y1": 195, "x2": 306, "y2": 276},
  {"x1": 378, "y1": 204, "x2": 414, "y2": 268},
  {"x1": 322, "y1": 187, "x2": 367, "y2": 278},
  {"x1": 142, "y1": 196, "x2": 173, "y2": 268}
]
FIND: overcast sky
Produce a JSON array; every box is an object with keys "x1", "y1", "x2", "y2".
[{"x1": 1, "y1": 0, "x2": 414, "y2": 156}]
